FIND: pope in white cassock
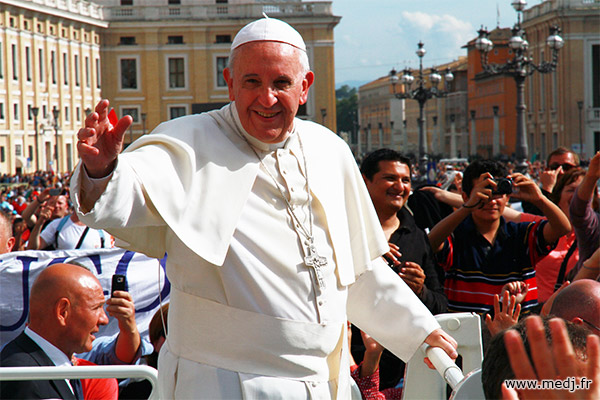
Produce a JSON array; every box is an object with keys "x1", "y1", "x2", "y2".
[{"x1": 71, "y1": 17, "x2": 458, "y2": 399}]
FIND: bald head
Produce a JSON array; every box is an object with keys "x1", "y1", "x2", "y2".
[
  {"x1": 549, "y1": 279, "x2": 600, "y2": 335},
  {"x1": 0, "y1": 212, "x2": 14, "y2": 254},
  {"x1": 29, "y1": 263, "x2": 108, "y2": 357}
]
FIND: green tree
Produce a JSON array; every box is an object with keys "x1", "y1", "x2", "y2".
[{"x1": 336, "y1": 85, "x2": 358, "y2": 135}]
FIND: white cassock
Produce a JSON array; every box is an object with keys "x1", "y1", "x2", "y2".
[{"x1": 71, "y1": 103, "x2": 440, "y2": 399}]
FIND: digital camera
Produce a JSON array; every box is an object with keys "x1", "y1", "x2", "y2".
[{"x1": 491, "y1": 177, "x2": 513, "y2": 195}]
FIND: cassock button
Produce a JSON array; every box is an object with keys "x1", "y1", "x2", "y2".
[
  {"x1": 311, "y1": 382, "x2": 318, "y2": 388},
  {"x1": 318, "y1": 300, "x2": 324, "y2": 306}
]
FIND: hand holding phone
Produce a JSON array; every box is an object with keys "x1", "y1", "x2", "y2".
[{"x1": 111, "y1": 274, "x2": 127, "y2": 297}]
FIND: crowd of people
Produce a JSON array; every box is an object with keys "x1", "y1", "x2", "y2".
[{"x1": 0, "y1": 16, "x2": 598, "y2": 400}]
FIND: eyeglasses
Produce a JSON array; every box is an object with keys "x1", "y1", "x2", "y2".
[
  {"x1": 549, "y1": 163, "x2": 577, "y2": 171},
  {"x1": 581, "y1": 318, "x2": 600, "y2": 333}
]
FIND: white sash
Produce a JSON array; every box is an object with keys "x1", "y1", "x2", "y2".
[{"x1": 167, "y1": 288, "x2": 344, "y2": 382}]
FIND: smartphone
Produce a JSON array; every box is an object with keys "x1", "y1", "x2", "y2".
[
  {"x1": 49, "y1": 188, "x2": 61, "y2": 196},
  {"x1": 111, "y1": 274, "x2": 127, "y2": 297}
]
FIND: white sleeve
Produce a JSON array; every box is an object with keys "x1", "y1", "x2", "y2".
[
  {"x1": 39, "y1": 218, "x2": 60, "y2": 246},
  {"x1": 347, "y1": 257, "x2": 440, "y2": 362}
]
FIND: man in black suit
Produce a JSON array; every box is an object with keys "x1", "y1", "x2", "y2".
[{"x1": 0, "y1": 263, "x2": 109, "y2": 399}]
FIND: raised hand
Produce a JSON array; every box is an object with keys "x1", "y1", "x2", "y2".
[
  {"x1": 501, "y1": 281, "x2": 529, "y2": 304},
  {"x1": 77, "y1": 99, "x2": 132, "y2": 178},
  {"x1": 509, "y1": 173, "x2": 544, "y2": 204},
  {"x1": 501, "y1": 316, "x2": 600, "y2": 400},
  {"x1": 485, "y1": 291, "x2": 521, "y2": 336}
]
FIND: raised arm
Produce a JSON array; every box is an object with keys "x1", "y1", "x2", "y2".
[
  {"x1": 509, "y1": 173, "x2": 571, "y2": 244},
  {"x1": 428, "y1": 173, "x2": 495, "y2": 252},
  {"x1": 77, "y1": 99, "x2": 132, "y2": 178},
  {"x1": 576, "y1": 151, "x2": 600, "y2": 203}
]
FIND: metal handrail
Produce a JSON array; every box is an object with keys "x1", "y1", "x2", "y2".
[{"x1": 0, "y1": 365, "x2": 159, "y2": 400}]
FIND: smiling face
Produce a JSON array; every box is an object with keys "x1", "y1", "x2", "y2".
[
  {"x1": 364, "y1": 160, "x2": 411, "y2": 215},
  {"x1": 223, "y1": 41, "x2": 314, "y2": 143}
]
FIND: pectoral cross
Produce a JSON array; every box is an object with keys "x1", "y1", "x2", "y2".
[{"x1": 305, "y1": 244, "x2": 327, "y2": 291}]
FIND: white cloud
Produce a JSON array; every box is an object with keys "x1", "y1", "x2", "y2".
[{"x1": 400, "y1": 11, "x2": 474, "y2": 55}]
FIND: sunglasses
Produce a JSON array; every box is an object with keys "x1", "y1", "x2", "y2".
[
  {"x1": 582, "y1": 318, "x2": 600, "y2": 333},
  {"x1": 549, "y1": 163, "x2": 577, "y2": 171}
]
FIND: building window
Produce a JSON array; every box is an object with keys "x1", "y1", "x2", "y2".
[
  {"x1": 25, "y1": 46, "x2": 32, "y2": 82},
  {"x1": 65, "y1": 106, "x2": 69, "y2": 122},
  {"x1": 169, "y1": 106, "x2": 186, "y2": 120},
  {"x1": 38, "y1": 49, "x2": 44, "y2": 83},
  {"x1": 13, "y1": 103, "x2": 18, "y2": 120},
  {"x1": 167, "y1": 36, "x2": 184, "y2": 44},
  {"x1": 216, "y1": 56, "x2": 228, "y2": 87},
  {"x1": 63, "y1": 53, "x2": 69, "y2": 85},
  {"x1": 0, "y1": 147, "x2": 5, "y2": 163},
  {"x1": 0, "y1": 103, "x2": 4, "y2": 119},
  {"x1": 168, "y1": 0, "x2": 181, "y2": 4},
  {"x1": 27, "y1": 104, "x2": 33, "y2": 120},
  {"x1": 15, "y1": 144, "x2": 22, "y2": 157},
  {"x1": 51, "y1": 51, "x2": 56, "y2": 84},
  {"x1": 28, "y1": 146, "x2": 33, "y2": 161},
  {"x1": 85, "y1": 56, "x2": 90, "y2": 87},
  {"x1": 74, "y1": 54, "x2": 80, "y2": 86},
  {"x1": 120, "y1": 58, "x2": 137, "y2": 89},
  {"x1": 76, "y1": 106, "x2": 81, "y2": 122},
  {"x1": 120, "y1": 0, "x2": 133, "y2": 4},
  {"x1": 96, "y1": 58, "x2": 101, "y2": 88},
  {"x1": 119, "y1": 36, "x2": 136, "y2": 45},
  {"x1": 12, "y1": 44, "x2": 17, "y2": 80},
  {"x1": 168, "y1": 57, "x2": 185, "y2": 88},
  {"x1": 0, "y1": 42, "x2": 3, "y2": 79},
  {"x1": 215, "y1": 35, "x2": 231, "y2": 44},
  {"x1": 122, "y1": 107, "x2": 139, "y2": 122}
]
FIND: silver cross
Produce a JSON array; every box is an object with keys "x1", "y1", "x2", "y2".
[{"x1": 305, "y1": 245, "x2": 327, "y2": 291}]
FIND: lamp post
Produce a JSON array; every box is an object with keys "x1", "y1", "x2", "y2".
[
  {"x1": 577, "y1": 101, "x2": 583, "y2": 159},
  {"x1": 31, "y1": 106, "x2": 39, "y2": 171},
  {"x1": 475, "y1": 0, "x2": 563, "y2": 171},
  {"x1": 390, "y1": 41, "x2": 454, "y2": 178},
  {"x1": 52, "y1": 106, "x2": 60, "y2": 173}
]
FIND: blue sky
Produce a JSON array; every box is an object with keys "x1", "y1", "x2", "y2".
[{"x1": 331, "y1": 0, "x2": 527, "y2": 88}]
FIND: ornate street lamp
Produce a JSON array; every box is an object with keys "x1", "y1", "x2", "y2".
[
  {"x1": 389, "y1": 41, "x2": 454, "y2": 178},
  {"x1": 475, "y1": 0, "x2": 563, "y2": 170},
  {"x1": 52, "y1": 106, "x2": 60, "y2": 173},
  {"x1": 31, "y1": 106, "x2": 40, "y2": 171}
]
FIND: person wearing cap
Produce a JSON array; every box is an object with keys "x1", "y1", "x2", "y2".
[{"x1": 71, "y1": 17, "x2": 457, "y2": 398}]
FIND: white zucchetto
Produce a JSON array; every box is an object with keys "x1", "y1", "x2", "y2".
[{"x1": 231, "y1": 17, "x2": 306, "y2": 52}]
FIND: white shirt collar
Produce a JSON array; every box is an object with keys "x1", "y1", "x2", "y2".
[{"x1": 24, "y1": 326, "x2": 73, "y2": 367}]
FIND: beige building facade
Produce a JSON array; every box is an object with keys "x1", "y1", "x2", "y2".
[
  {"x1": 96, "y1": 0, "x2": 340, "y2": 146},
  {"x1": 0, "y1": 0, "x2": 339, "y2": 175},
  {"x1": 523, "y1": 0, "x2": 599, "y2": 160},
  {"x1": 357, "y1": 56, "x2": 468, "y2": 160},
  {"x1": 0, "y1": 0, "x2": 106, "y2": 175}
]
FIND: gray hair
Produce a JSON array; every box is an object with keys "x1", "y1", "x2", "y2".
[{"x1": 227, "y1": 43, "x2": 310, "y2": 79}]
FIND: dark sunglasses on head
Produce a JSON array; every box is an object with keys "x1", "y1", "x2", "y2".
[{"x1": 549, "y1": 163, "x2": 576, "y2": 171}]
